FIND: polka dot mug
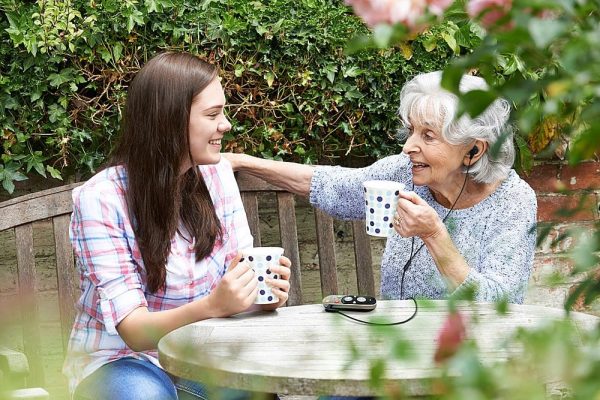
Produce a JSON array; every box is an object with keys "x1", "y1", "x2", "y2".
[
  {"x1": 363, "y1": 180, "x2": 405, "y2": 237},
  {"x1": 240, "y1": 247, "x2": 284, "y2": 304}
]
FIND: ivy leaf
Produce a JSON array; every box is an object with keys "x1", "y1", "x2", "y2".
[
  {"x1": 441, "y1": 31, "x2": 459, "y2": 54},
  {"x1": 48, "y1": 104, "x2": 66, "y2": 123},
  {"x1": 98, "y1": 47, "x2": 112, "y2": 63},
  {"x1": 343, "y1": 66, "x2": 362, "y2": 78},
  {"x1": 46, "y1": 165, "x2": 63, "y2": 180},
  {"x1": 2, "y1": 178, "x2": 14, "y2": 194},
  {"x1": 528, "y1": 116, "x2": 562, "y2": 154},
  {"x1": 126, "y1": 9, "x2": 145, "y2": 32},
  {"x1": 398, "y1": 42, "x2": 413, "y2": 60},
  {"x1": 24, "y1": 151, "x2": 47, "y2": 177},
  {"x1": 0, "y1": 162, "x2": 28, "y2": 194},
  {"x1": 30, "y1": 89, "x2": 43, "y2": 102},
  {"x1": 145, "y1": 0, "x2": 161, "y2": 13},
  {"x1": 48, "y1": 72, "x2": 70, "y2": 87},
  {"x1": 322, "y1": 64, "x2": 337, "y2": 84},
  {"x1": 234, "y1": 65, "x2": 244, "y2": 78},
  {"x1": 264, "y1": 71, "x2": 275, "y2": 87},
  {"x1": 422, "y1": 35, "x2": 438, "y2": 52},
  {"x1": 344, "y1": 88, "x2": 363, "y2": 100},
  {"x1": 113, "y1": 43, "x2": 124, "y2": 62}
]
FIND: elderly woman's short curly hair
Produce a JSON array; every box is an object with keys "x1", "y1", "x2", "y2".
[{"x1": 397, "y1": 71, "x2": 514, "y2": 184}]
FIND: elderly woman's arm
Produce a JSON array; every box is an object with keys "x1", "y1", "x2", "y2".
[{"x1": 224, "y1": 153, "x2": 412, "y2": 220}]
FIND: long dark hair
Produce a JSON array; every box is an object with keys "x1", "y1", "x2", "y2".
[{"x1": 111, "y1": 52, "x2": 222, "y2": 293}]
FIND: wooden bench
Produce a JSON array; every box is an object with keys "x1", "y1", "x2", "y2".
[{"x1": 0, "y1": 172, "x2": 375, "y2": 398}]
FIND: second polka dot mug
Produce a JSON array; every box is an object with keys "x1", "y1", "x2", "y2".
[
  {"x1": 240, "y1": 247, "x2": 284, "y2": 304},
  {"x1": 363, "y1": 180, "x2": 405, "y2": 237}
]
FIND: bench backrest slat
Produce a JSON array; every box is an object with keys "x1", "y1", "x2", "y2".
[
  {"x1": 53, "y1": 215, "x2": 78, "y2": 352},
  {"x1": 240, "y1": 192, "x2": 262, "y2": 246},
  {"x1": 314, "y1": 209, "x2": 338, "y2": 296},
  {"x1": 14, "y1": 223, "x2": 45, "y2": 387},
  {"x1": 276, "y1": 192, "x2": 303, "y2": 306},
  {"x1": 351, "y1": 220, "x2": 375, "y2": 296},
  {"x1": 0, "y1": 184, "x2": 80, "y2": 231}
]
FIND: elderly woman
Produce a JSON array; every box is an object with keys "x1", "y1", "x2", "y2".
[{"x1": 225, "y1": 71, "x2": 537, "y2": 304}]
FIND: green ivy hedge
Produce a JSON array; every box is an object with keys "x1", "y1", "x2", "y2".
[{"x1": 0, "y1": 0, "x2": 474, "y2": 193}]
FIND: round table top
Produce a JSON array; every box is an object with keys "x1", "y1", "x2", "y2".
[{"x1": 158, "y1": 300, "x2": 598, "y2": 396}]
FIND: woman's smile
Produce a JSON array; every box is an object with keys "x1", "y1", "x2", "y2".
[
  {"x1": 208, "y1": 138, "x2": 222, "y2": 148},
  {"x1": 411, "y1": 161, "x2": 429, "y2": 173}
]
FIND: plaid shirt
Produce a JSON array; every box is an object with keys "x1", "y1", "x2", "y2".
[{"x1": 63, "y1": 159, "x2": 253, "y2": 393}]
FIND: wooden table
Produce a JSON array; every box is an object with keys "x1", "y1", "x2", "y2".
[{"x1": 158, "y1": 300, "x2": 599, "y2": 397}]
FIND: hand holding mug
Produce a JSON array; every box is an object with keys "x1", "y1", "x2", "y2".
[
  {"x1": 394, "y1": 191, "x2": 445, "y2": 239},
  {"x1": 208, "y1": 253, "x2": 258, "y2": 318}
]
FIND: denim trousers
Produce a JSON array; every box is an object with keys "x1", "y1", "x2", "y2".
[{"x1": 73, "y1": 357, "x2": 254, "y2": 400}]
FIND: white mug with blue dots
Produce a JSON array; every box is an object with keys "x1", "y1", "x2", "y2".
[
  {"x1": 240, "y1": 247, "x2": 284, "y2": 304},
  {"x1": 363, "y1": 180, "x2": 406, "y2": 237}
]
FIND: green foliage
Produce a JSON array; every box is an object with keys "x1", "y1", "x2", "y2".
[
  {"x1": 0, "y1": 0, "x2": 459, "y2": 193},
  {"x1": 439, "y1": 0, "x2": 600, "y2": 171},
  {"x1": 432, "y1": 316, "x2": 600, "y2": 399}
]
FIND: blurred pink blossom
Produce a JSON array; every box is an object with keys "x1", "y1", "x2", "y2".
[
  {"x1": 428, "y1": 0, "x2": 455, "y2": 16},
  {"x1": 345, "y1": 0, "x2": 453, "y2": 30},
  {"x1": 434, "y1": 310, "x2": 467, "y2": 364},
  {"x1": 467, "y1": 0, "x2": 512, "y2": 28}
]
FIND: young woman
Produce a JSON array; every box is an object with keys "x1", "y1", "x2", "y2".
[{"x1": 63, "y1": 52, "x2": 291, "y2": 400}]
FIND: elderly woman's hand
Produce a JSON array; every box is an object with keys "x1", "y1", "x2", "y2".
[{"x1": 393, "y1": 191, "x2": 445, "y2": 239}]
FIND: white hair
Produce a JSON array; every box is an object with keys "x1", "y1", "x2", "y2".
[{"x1": 397, "y1": 71, "x2": 515, "y2": 184}]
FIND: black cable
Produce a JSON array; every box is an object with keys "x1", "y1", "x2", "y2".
[
  {"x1": 332, "y1": 297, "x2": 418, "y2": 326},
  {"x1": 399, "y1": 156, "x2": 474, "y2": 299}
]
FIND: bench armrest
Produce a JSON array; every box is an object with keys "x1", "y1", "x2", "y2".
[
  {"x1": 0, "y1": 348, "x2": 29, "y2": 378},
  {"x1": 0, "y1": 348, "x2": 49, "y2": 399}
]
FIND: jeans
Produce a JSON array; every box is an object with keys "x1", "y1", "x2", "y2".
[{"x1": 73, "y1": 357, "x2": 254, "y2": 400}]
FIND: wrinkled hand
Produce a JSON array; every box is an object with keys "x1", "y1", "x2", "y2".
[
  {"x1": 393, "y1": 191, "x2": 445, "y2": 239},
  {"x1": 260, "y1": 256, "x2": 292, "y2": 311},
  {"x1": 207, "y1": 253, "x2": 258, "y2": 318}
]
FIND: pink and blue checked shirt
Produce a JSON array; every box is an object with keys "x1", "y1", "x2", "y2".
[{"x1": 63, "y1": 158, "x2": 253, "y2": 393}]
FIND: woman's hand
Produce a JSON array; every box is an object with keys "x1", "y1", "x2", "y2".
[
  {"x1": 206, "y1": 253, "x2": 258, "y2": 318},
  {"x1": 393, "y1": 191, "x2": 445, "y2": 239},
  {"x1": 221, "y1": 152, "x2": 247, "y2": 171},
  {"x1": 259, "y1": 256, "x2": 291, "y2": 311}
]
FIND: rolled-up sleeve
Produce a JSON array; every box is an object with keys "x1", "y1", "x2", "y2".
[
  {"x1": 71, "y1": 182, "x2": 147, "y2": 335},
  {"x1": 309, "y1": 154, "x2": 411, "y2": 220}
]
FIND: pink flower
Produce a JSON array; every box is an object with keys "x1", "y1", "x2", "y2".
[
  {"x1": 433, "y1": 311, "x2": 467, "y2": 364},
  {"x1": 428, "y1": 0, "x2": 455, "y2": 16},
  {"x1": 345, "y1": 0, "x2": 453, "y2": 30},
  {"x1": 467, "y1": 0, "x2": 512, "y2": 28}
]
